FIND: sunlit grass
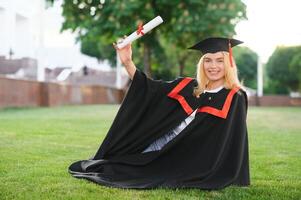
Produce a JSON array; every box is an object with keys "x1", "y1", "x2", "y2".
[{"x1": 0, "y1": 105, "x2": 300, "y2": 199}]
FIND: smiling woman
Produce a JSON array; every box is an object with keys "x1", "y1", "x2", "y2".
[
  {"x1": 69, "y1": 37, "x2": 250, "y2": 190},
  {"x1": 204, "y1": 53, "x2": 226, "y2": 82},
  {"x1": 191, "y1": 38, "x2": 243, "y2": 98}
]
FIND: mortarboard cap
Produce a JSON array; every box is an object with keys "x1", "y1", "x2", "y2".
[
  {"x1": 187, "y1": 37, "x2": 243, "y2": 54},
  {"x1": 187, "y1": 37, "x2": 243, "y2": 67}
]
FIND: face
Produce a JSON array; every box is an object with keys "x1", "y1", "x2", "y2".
[{"x1": 203, "y1": 52, "x2": 225, "y2": 82}]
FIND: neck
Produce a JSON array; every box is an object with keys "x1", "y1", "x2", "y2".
[{"x1": 206, "y1": 79, "x2": 224, "y2": 90}]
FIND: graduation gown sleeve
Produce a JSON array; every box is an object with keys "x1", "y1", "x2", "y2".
[{"x1": 92, "y1": 68, "x2": 197, "y2": 161}]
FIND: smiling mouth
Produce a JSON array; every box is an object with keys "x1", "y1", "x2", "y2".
[{"x1": 208, "y1": 71, "x2": 220, "y2": 75}]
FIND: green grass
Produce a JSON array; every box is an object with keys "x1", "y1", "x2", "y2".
[{"x1": 0, "y1": 105, "x2": 300, "y2": 200}]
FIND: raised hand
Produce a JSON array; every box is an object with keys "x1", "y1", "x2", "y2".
[
  {"x1": 113, "y1": 36, "x2": 133, "y2": 66},
  {"x1": 113, "y1": 36, "x2": 136, "y2": 80}
]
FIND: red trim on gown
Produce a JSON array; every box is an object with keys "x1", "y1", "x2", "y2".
[
  {"x1": 168, "y1": 78, "x2": 240, "y2": 119},
  {"x1": 167, "y1": 77, "x2": 194, "y2": 115},
  {"x1": 197, "y1": 86, "x2": 240, "y2": 119}
]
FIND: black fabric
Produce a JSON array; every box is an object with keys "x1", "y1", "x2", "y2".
[
  {"x1": 187, "y1": 37, "x2": 243, "y2": 54},
  {"x1": 68, "y1": 69, "x2": 250, "y2": 190}
]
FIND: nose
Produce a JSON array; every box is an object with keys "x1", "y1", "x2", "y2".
[
  {"x1": 210, "y1": 60, "x2": 221, "y2": 68},
  {"x1": 209, "y1": 62, "x2": 217, "y2": 69}
]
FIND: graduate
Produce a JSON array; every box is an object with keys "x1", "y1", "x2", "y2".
[{"x1": 68, "y1": 37, "x2": 251, "y2": 190}]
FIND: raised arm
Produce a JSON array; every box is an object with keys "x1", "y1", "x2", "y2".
[{"x1": 113, "y1": 38, "x2": 136, "y2": 80}]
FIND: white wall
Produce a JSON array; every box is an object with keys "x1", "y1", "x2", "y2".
[
  {"x1": 0, "y1": 0, "x2": 112, "y2": 81},
  {"x1": 0, "y1": 7, "x2": 9, "y2": 57},
  {"x1": 0, "y1": 0, "x2": 39, "y2": 59}
]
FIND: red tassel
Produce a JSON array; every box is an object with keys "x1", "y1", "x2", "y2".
[
  {"x1": 228, "y1": 39, "x2": 233, "y2": 67},
  {"x1": 136, "y1": 22, "x2": 145, "y2": 36}
]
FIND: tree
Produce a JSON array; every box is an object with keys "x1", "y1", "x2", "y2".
[
  {"x1": 265, "y1": 46, "x2": 301, "y2": 94},
  {"x1": 289, "y1": 51, "x2": 301, "y2": 92},
  {"x1": 233, "y1": 46, "x2": 258, "y2": 89},
  {"x1": 47, "y1": 0, "x2": 246, "y2": 78},
  {"x1": 159, "y1": 0, "x2": 246, "y2": 76}
]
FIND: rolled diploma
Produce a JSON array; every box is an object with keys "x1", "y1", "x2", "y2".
[{"x1": 116, "y1": 16, "x2": 163, "y2": 49}]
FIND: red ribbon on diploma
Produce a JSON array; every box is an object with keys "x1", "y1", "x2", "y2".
[{"x1": 136, "y1": 22, "x2": 145, "y2": 36}]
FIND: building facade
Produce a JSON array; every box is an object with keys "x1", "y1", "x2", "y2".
[{"x1": 0, "y1": 0, "x2": 115, "y2": 82}]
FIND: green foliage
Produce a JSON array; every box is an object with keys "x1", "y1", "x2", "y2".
[
  {"x1": 46, "y1": 0, "x2": 246, "y2": 79},
  {"x1": 265, "y1": 46, "x2": 301, "y2": 94},
  {"x1": 233, "y1": 46, "x2": 258, "y2": 89},
  {"x1": 0, "y1": 105, "x2": 301, "y2": 199},
  {"x1": 289, "y1": 52, "x2": 301, "y2": 92}
]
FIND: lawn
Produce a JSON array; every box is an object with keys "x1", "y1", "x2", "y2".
[{"x1": 0, "y1": 105, "x2": 300, "y2": 200}]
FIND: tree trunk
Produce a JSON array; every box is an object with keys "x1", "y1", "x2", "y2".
[
  {"x1": 143, "y1": 43, "x2": 152, "y2": 77},
  {"x1": 179, "y1": 62, "x2": 185, "y2": 76},
  {"x1": 179, "y1": 56, "x2": 187, "y2": 76}
]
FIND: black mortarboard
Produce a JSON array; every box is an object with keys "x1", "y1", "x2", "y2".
[
  {"x1": 187, "y1": 37, "x2": 243, "y2": 67},
  {"x1": 187, "y1": 37, "x2": 243, "y2": 53}
]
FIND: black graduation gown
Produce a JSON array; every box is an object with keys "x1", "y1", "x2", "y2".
[{"x1": 69, "y1": 68, "x2": 250, "y2": 190}]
